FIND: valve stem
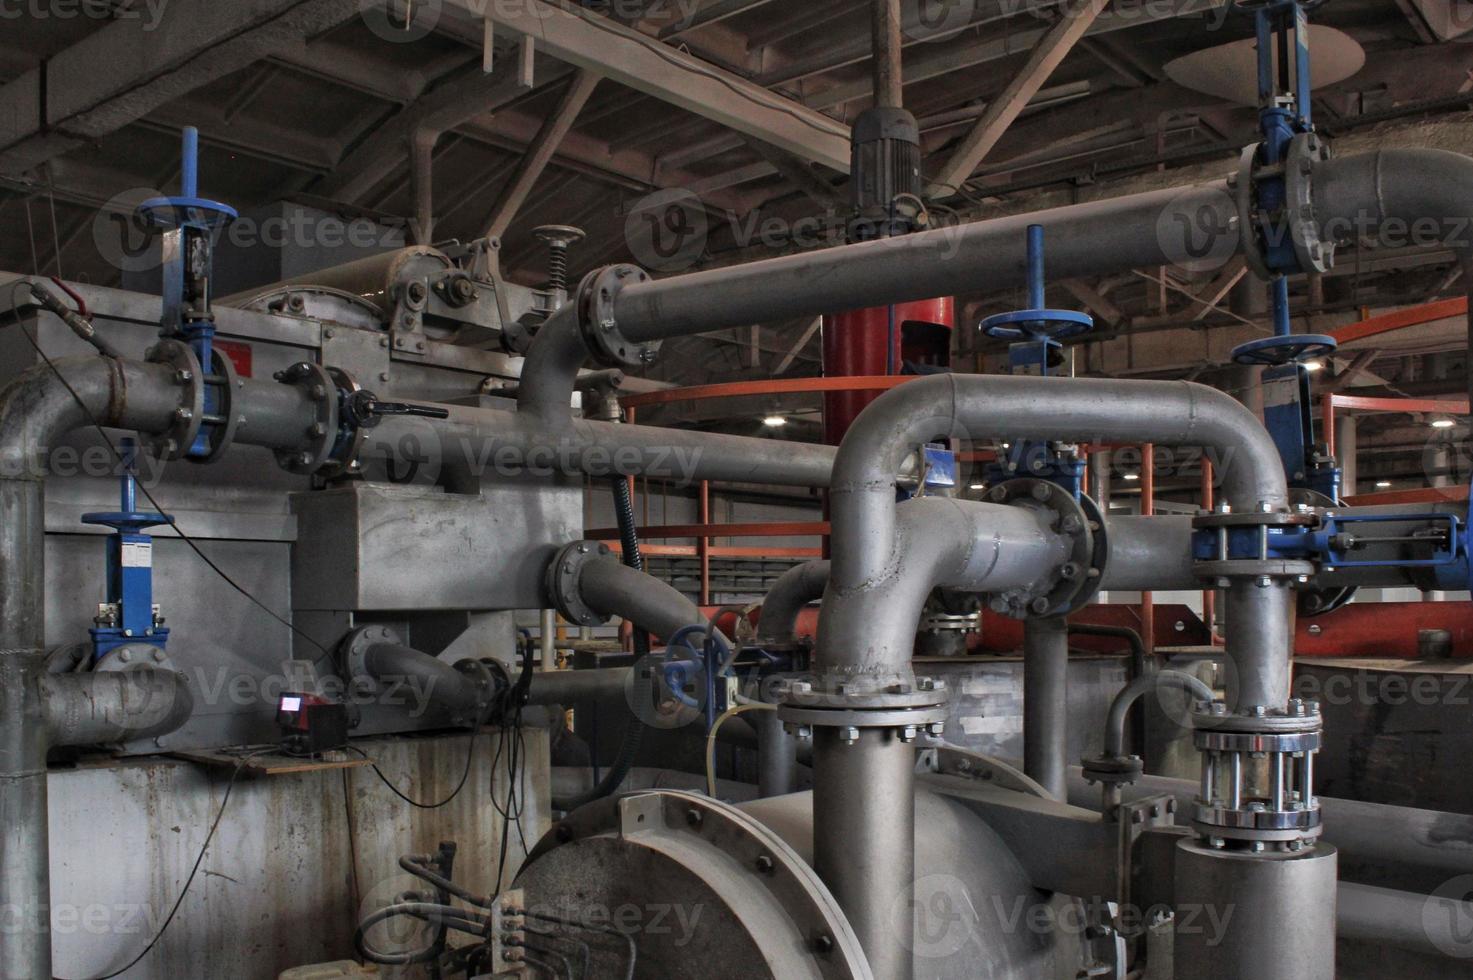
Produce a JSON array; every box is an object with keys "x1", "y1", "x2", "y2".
[{"x1": 532, "y1": 224, "x2": 586, "y2": 295}]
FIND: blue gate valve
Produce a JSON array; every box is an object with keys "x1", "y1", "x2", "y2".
[{"x1": 83, "y1": 438, "x2": 173, "y2": 661}]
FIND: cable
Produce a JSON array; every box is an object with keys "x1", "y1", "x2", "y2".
[
  {"x1": 55, "y1": 749, "x2": 271, "y2": 980},
  {"x1": 705, "y1": 701, "x2": 776, "y2": 797},
  {"x1": 527, "y1": 927, "x2": 592, "y2": 979},
  {"x1": 519, "y1": 909, "x2": 637, "y2": 980},
  {"x1": 6, "y1": 279, "x2": 335, "y2": 666},
  {"x1": 521, "y1": 941, "x2": 574, "y2": 980},
  {"x1": 346, "y1": 732, "x2": 480, "y2": 810}
]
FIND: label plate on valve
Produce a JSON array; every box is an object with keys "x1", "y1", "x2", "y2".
[{"x1": 121, "y1": 541, "x2": 153, "y2": 568}]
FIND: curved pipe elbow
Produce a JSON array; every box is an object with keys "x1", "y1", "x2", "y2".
[
  {"x1": 363, "y1": 642, "x2": 494, "y2": 719},
  {"x1": 756, "y1": 560, "x2": 830, "y2": 643},
  {"x1": 575, "y1": 555, "x2": 728, "y2": 646},
  {"x1": 828, "y1": 374, "x2": 1286, "y2": 590},
  {"x1": 1316, "y1": 149, "x2": 1473, "y2": 266},
  {"x1": 42, "y1": 667, "x2": 195, "y2": 747},
  {"x1": 0, "y1": 357, "x2": 181, "y2": 479},
  {"x1": 514, "y1": 306, "x2": 588, "y2": 424},
  {"x1": 1102, "y1": 669, "x2": 1215, "y2": 758}
]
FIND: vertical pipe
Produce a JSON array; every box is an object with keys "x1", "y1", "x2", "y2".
[
  {"x1": 755, "y1": 708, "x2": 796, "y2": 797},
  {"x1": 813, "y1": 728, "x2": 915, "y2": 980},
  {"x1": 1224, "y1": 581, "x2": 1294, "y2": 710},
  {"x1": 699, "y1": 480, "x2": 711, "y2": 607},
  {"x1": 1024, "y1": 615, "x2": 1069, "y2": 799},
  {"x1": 540, "y1": 608, "x2": 557, "y2": 671},
  {"x1": 180, "y1": 126, "x2": 199, "y2": 198},
  {"x1": 1271, "y1": 276, "x2": 1292, "y2": 336},
  {"x1": 1140, "y1": 443, "x2": 1156, "y2": 656},
  {"x1": 1026, "y1": 224, "x2": 1046, "y2": 311},
  {"x1": 0, "y1": 651, "x2": 49, "y2": 980},
  {"x1": 1335, "y1": 414, "x2": 1357, "y2": 496},
  {"x1": 870, "y1": 0, "x2": 904, "y2": 109},
  {"x1": 411, "y1": 129, "x2": 437, "y2": 246},
  {"x1": 1201, "y1": 458, "x2": 1216, "y2": 634}
]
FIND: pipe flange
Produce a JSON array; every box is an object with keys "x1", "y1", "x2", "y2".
[
  {"x1": 1193, "y1": 699, "x2": 1321, "y2": 734},
  {"x1": 1234, "y1": 143, "x2": 1273, "y2": 281},
  {"x1": 984, "y1": 478, "x2": 1102, "y2": 619},
  {"x1": 1081, "y1": 753, "x2": 1144, "y2": 786},
  {"x1": 1191, "y1": 805, "x2": 1323, "y2": 843},
  {"x1": 770, "y1": 673, "x2": 948, "y2": 710},
  {"x1": 1195, "y1": 729, "x2": 1321, "y2": 753},
  {"x1": 341, "y1": 623, "x2": 403, "y2": 695},
  {"x1": 142, "y1": 339, "x2": 205, "y2": 460},
  {"x1": 273, "y1": 361, "x2": 340, "y2": 475},
  {"x1": 1194, "y1": 558, "x2": 1316, "y2": 580},
  {"x1": 776, "y1": 704, "x2": 949, "y2": 733},
  {"x1": 545, "y1": 541, "x2": 614, "y2": 627},
  {"x1": 193, "y1": 346, "x2": 240, "y2": 463},
  {"x1": 1191, "y1": 510, "x2": 1317, "y2": 529},
  {"x1": 1284, "y1": 132, "x2": 1335, "y2": 275},
  {"x1": 1290, "y1": 487, "x2": 1357, "y2": 616},
  {"x1": 93, "y1": 643, "x2": 179, "y2": 674},
  {"x1": 576, "y1": 264, "x2": 661, "y2": 369},
  {"x1": 319, "y1": 365, "x2": 366, "y2": 480}
]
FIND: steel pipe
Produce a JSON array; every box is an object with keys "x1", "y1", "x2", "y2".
[
  {"x1": 1024, "y1": 616, "x2": 1070, "y2": 799},
  {"x1": 366, "y1": 404, "x2": 838, "y2": 489},
  {"x1": 824, "y1": 373, "x2": 1286, "y2": 679},
  {"x1": 811, "y1": 726, "x2": 915, "y2": 980},
  {"x1": 818, "y1": 494, "x2": 1069, "y2": 674},
  {"x1": 755, "y1": 560, "x2": 830, "y2": 643},
  {"x1": 609, "y1": 183, "x2": 1235, "y2": 342},
  {"x1": 1102, "y1": 670, "x2": 1215, "y2": 758},
  {"x1": 576, "y1": 555, "x2": 722, "y2": 643},
  {"x1": 41, "y1": 667, "x2": 194, "y2": 747}
]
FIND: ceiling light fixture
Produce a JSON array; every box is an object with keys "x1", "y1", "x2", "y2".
[{"x1": 763, "y1": 415, "x2": 787, "y2": 428}]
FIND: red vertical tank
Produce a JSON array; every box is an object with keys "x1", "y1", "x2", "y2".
[{"x1": 821, "y1": 297, "x2": 955, "y2": 445}]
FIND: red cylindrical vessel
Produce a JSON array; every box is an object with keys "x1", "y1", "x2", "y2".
[{"x1": 821, "y1": 297, "x2": 954, "y2": 445}]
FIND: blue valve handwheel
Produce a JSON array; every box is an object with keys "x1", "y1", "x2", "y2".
[
  {"x1": 1230, "y1": 334, "x2": 1337, "y2": 366},
  {"x1": 981, "y1": 308, "x2": 1094, "y2": 341}
]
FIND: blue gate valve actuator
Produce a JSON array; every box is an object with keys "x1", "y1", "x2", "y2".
[
  {"x1": 980, "y1": 224, "x2": 1093, "y2": 498},
  {"x1": 84, "y1": 438, "x2": 172, "y2": 662}
]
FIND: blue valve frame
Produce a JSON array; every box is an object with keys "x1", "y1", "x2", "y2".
[
  {"x1": 1230, "y1": 1, "x2": 1338, "y2": 369},
  {"x1": 82, "y1": 439, "x2": 172, "y2": 661},
  {"x1": 140, "y1": 127, "x2": 237, "y2": 459}
]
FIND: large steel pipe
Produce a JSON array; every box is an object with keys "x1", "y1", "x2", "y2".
[
  {"x1": 366, "y1": 403, "x2": 838, "y2": 489},
  {"x1": 1023, "y1": 617, "x2": 1070, "y2": 799},
  {"x1": 824, "y1": 374, "x2": 1286, "y2": 680},
  {"x1": 610, "y1": 183, "x2": 1234, "y2": 342}
]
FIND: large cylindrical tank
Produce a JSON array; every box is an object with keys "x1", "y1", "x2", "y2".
[
  {"x1": 513, "y1": 786, "x2": 1084, "y2": 979},
  {"x1": 821, "y1": 297, "x2": 954, "y2": 445}
]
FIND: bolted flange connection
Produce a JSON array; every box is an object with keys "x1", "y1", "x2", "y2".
[
  {"x1": 272, "y1": 361, "x2": 343, "y2": 475},
  {"x1": 543, "y1": 540, "x2": 615, "y2": 628},
  {"x1": 574, "y1": 264, "x2": 662, "y2": 369},
  {"x1": 770, "y1": 673, "x2": 949, "y2": 741},
  {"x1": 1190, "y1": 698, "x2": 1323, "y2": 850},
  {"x1": 984, "y1": 478, "x2": 1108, "y2": 619}
]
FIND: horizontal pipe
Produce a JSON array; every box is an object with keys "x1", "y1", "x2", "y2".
[
  {"x1": 40, "y1": 667, "x2": 195, "y2": 747},
  {"x1": 365, "y1": 406, "x2": 837, "y2": 488},
  {"x1": 611, "y1": 182, "x2": 1234, "y2": 341},
  {"x1": 1337, "y1": 881, "x2": 1473, "y2": 959},
  {"x1": 526, "y1": 667, "x2": 631, "y2": 706},
  {"x1": 1101, "y1": 515, "x2": 1201, "y2": 591},
  {"x1": 1066, "y1": 768, "x2": 1473, "y2": 895},
  {"x1": 817, "y1": 495, "x2": 1068, "y2": 676}
]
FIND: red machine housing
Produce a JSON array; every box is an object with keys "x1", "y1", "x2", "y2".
[{"x1": 821, "y1": 297, "x2": 954, "y2": 445}]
